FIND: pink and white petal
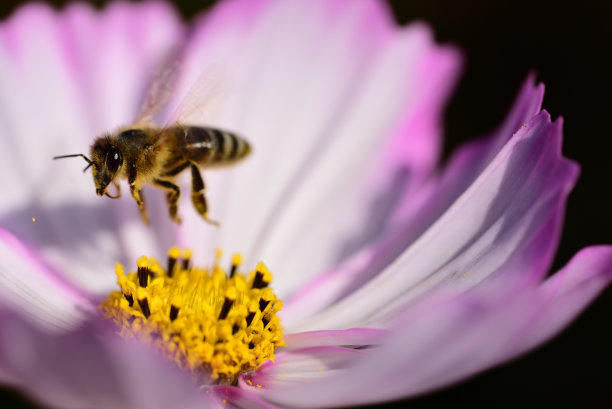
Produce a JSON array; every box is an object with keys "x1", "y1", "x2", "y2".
[
  {"x1": 176, "y1": 0, "x2": 460, "y2": 285},
  {"x1": 257, "y1": 25, "x2": 459, "y2": 298},
  {"x1": 0, "y1": 313, "x2": 213, "y2": 409},
  {"x1": 389, "y1": 73, "x2": 545, "y2": 231},
  {"x1": 253, "y1": 246, "x2": 612, "y2": 408},
  {"x1": 283, "y1": 75, "x2": 544, "y2": 323},
  {"x1": 283, "y1": 328, "x2": 387, "y2": 350},
  {"x1": 294, "y1": 110, "x2": 578, "y2": 330},
  {"x1": 0, "y1": 229, "x2": 93, "y2": 332},
  {"x1": 366, "y1": 164, "x2": 575, "y2": 327},
  {"x1": 178, "y1": 0, "x2": 395, "y2": 263},
  {"x1": 240, "y1": 346, "x2": 365, "y2": 391},
  {"x1": 505, "y1": 246, "x2": 612, "y2": 355},
  {"x1": 209, "y1": 385, "x2": 282, "y2": 409},
  {"x1": 0, "y1": 2, "x2": 184, "y2": 295},
  {"x1": 164, "y1": 0, "x2": 278, "y2": 261}
]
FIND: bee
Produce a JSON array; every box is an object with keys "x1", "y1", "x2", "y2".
[{"x1": 54, "y1": 62, "x2": 250, "y2": 225}]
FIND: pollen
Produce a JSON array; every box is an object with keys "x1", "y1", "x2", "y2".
[{"x1": 99, "y1": 248, "x2": 284, "y2": 384}]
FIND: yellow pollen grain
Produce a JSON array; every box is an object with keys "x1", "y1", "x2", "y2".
[{"x1": 99, "y1": 248, "x2": 284, "y2": 384}]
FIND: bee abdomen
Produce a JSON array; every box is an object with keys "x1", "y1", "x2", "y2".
[{"x1": 187, "y1": 127, "x2": 250, "y2": 166}]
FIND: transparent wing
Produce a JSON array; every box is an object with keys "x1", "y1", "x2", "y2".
[
  {"x1": 133, "y1": 48, "x2": 183, "y2": 127},
  {"x1": 167, "y1": 62, "x2": 229, "y2": 126}
]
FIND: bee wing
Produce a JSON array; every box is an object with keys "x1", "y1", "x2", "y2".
[
  {"x1": 133, "y1": 48, "x2": 183, "y2": 127},
  {"x1": 167, "y1": 62, "x2": 229, "y2": 126}
]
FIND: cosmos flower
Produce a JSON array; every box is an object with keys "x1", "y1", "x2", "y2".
[{"x1": 0, "y1": 0, "x2": 610, "y2": 408}]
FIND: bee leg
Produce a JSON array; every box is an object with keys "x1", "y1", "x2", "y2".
[
  {"x1": 128, "y1": 163, "x2": 149, "y2": 224},
  {"x1": 162, "y1": 162, "x2": 190, "y2": 177},
  {"x1": 129, "y1": 185, "x2": 150, "y2": 225},
  {"x1": 190, "y1": 162, "x2": 219, "y2": 226},
  {"x1": 154, "y1": 179, "x2": 182, "y2": 224}
]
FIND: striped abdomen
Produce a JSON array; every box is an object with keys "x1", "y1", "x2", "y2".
[{"x1": 182, "y1": 126, "x2": 250, "y2": 167}]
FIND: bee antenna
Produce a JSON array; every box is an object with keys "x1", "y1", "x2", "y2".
[
  {"x1": 53, "y1": 154, "x2": 93, "y2": 172},
  {"x1": 53, "y1": 153, "x2": 92, "y2": 162}
]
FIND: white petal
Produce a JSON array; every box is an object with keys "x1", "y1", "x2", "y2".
[
  {"x1": 0, "y1": 229, "x2": 93, "y2": 331},
  {"x1": 282, "y1": 75, "x2": 544, "y2": 324},
  {"x1": 240, "y1": 346, "x2": 365, "y2": 390},
  {"x1": 295, "y1": 111, "x2": 578, "y2": 330},
  {"x1": 178, "y1": 0, "x2": 460, "y2": 300},
  {"x1": 0, "y1": 2, "x2": 184, "y2": 294},
  {"x1": 249, "y1": 246, "x2": 612, "y2": 408},
  {"x1": 0, "y1": 314, "x2": 214, "y2": 409}
]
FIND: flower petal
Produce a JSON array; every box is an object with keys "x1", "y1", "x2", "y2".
[
  {"x1": 295, "y1": 109, "x2": 578, "y2": 330},
  {"x1": 0, "y1": 2, "x2": 184, "y2": 294},
  {"x1": 0, "y1": 313, "x2": 214, "y2": 409},
  {"x1": 283, "y1": 328, "x2": 387, "y2": 350},
  {"x1": 252, "y1": 25, "x2": 460, "y2": 298},
  {"x1": 0, "y1": 229, "x2": 93, "y2": 331},
  {"x1": 176, "y1": 0, "x2": 460, "y2": 292},
  {"x1": 283, "y1": 75, "x2": 545, "y2": 323},
  {"x1": 209, "y1": 385, "x2": 282, "y2": 409},
  {"x1": 179, "y1": 0, "x2": 393, "y2": 257},
  {"x1": 250, "y1": 246, "x2": 612, "y2": 408},
  {"x1": 240, "y1": 346, "x2": 365, "y2": 391}
]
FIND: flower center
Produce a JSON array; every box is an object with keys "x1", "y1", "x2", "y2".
[{"x1": 100, "y1": 247, "x2": 284, "y2": 385}]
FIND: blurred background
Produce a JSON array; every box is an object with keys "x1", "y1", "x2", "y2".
[{"x1": 0, "y1": 0, "x2": 610, "y2": 408}]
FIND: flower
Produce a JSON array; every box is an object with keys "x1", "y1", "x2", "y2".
[{"x1": 0, "y1": 0, "x2": 610, "y2": 408}]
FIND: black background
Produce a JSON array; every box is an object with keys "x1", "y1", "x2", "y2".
[{"x1": 1, "y1": 1, "x2": 611, "y2": 408}]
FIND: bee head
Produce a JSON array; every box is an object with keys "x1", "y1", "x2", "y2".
[{"x1": 90, "y1": 137, "x2": 123, "y2": 197}]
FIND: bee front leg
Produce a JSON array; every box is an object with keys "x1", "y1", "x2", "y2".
[
  {"x1": 128, "y1": 163, "x2": 149, "y2": 225},
  {"x1": 190, "y1": 162, "x2": 219, "y2": 226},
  {"x1": 129, "y1": 185, "x2": 149, "y2": 225},
  {"x1": 154, "y1": 179, "x2": 182, "y2": 224}
]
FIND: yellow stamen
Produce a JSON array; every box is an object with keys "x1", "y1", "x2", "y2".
[
  {"x1": 232, "y1": 253, "x2": 244, "y2": 266},
  {"x1": 100, "y1": 248, "x2": 284, "y2": 384}
]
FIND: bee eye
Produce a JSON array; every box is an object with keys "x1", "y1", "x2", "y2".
[{"x1": 107, "y1": 147, "x2": 123, "y2": 174}]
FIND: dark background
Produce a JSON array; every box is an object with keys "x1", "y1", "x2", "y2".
[{"x1": 1, "y1": 0, "x2": 611, "y2": 408}]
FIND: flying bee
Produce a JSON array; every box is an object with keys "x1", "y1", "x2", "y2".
[{"x1": 54, "y1": 62, "x2": 250, "y2": 225}]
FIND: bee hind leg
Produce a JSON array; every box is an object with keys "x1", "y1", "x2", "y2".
[
  {"x1": 154, "y1": 179, "x2": 182, "y2": 224},
  {"x1": 190, "y1": 162, "x2": 219, "y2": 226}
]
